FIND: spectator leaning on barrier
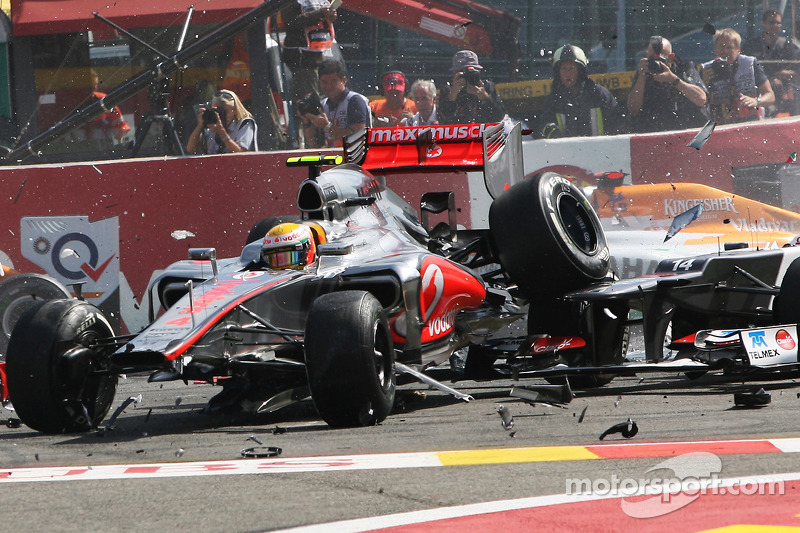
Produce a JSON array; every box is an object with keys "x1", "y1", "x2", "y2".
[
  {"x1": 701, "y1": 28, "x2": 775, "y2": 124},
  {"x1": 438, "y1": 50, "x2": 505, "y2": 124},
  {"x1": 627, "y1": 35, "x2": 709, "y2": 133},
  {"x1": 302, "y1": 59, "x2": 370, "y2": 147},
  {"x1": 370, "y1": 71, "x2": 417, "y2": 126},
  {"x1": 403, "y1": 79, "x2": 439, "y2": 126},
  {"x1": 537, "y1": 44, "x2": 624, "y2": 138},
  {"x1": 742, "y1": 9, "x2": 800, "y2": 117}
]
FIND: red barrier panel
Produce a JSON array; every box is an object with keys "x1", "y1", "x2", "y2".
[{"x1": 629, "y1": 117, "x2": 800, "y2": 189}]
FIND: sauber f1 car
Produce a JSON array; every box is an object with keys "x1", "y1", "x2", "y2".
[{"x1": 4, "y1": 120, "x2": 800, "y2": 434}]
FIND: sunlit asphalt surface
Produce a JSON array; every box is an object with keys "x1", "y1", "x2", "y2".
[{"x1": 2, "y1": 345, "x2": 800, "y2": 532}]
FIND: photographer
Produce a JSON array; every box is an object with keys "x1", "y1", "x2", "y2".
[
  {"x1": 701, "y1": 28, "x2": 774, "y2": 124},
  {"x1": 438, "y1": 50, "x2": 505, "y2": 124},
  {"x1": 628, "y1": 36, "x2": 709, "y2": 133},
  {"x1": 303, "y1": 59, "x2": 370, "y2": 148},
  {"x1": 186, "y1": 89, "x2": 258, "y2": 154},
  {"x1": 537, "y1": 44, "x2": 623, "y2": 138},
  {"x1": 296, "y1": 91, "x2": 325, "y2": 147}
]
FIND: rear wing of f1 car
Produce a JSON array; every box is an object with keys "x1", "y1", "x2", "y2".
[{"x1": 344, "y1": 119, "x2": 524, "y2": 199}]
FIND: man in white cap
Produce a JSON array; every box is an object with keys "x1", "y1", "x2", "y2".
[{"x1": 439, "y1": 50, "x2": 505, "y2": 124}]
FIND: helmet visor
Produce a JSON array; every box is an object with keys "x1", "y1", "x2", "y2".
[{"x1": 262, "y1": 243, "x2": 310, "y2": 269}]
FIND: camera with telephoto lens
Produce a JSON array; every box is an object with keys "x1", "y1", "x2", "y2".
[
  {"x1": 462, "y1": 67, "x2": 482, "y2": 86},
  {"x1": 711, "y1": 58, "x2": 732, "y2": 78},
  {"x1": 202, "y1": 106, "x2": 226, "y2": 127},
  {"x1": 647, "y1": 56, "x2": 666, "y2": 74},
  {"x1": 297, "y1": 92, "x2": 322, "y2": 115}
]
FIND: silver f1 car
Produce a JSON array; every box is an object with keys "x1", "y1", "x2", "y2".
[
  {"x1": 4, "y1": 121, "x2": 622, "y2": 433},
  {"x1": 8, "y1": 119, "x2": 798, "y2": 435}
]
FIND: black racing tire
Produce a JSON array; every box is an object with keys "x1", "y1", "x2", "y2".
[
  {"x1": 489, "y1": 172, "x2": 609, "y2": 298},
  {"x1": 305, "y1": 291, "x2": 396, "y2": 428},
  {"x1": 6, "y1": 299, "x2": 118, "y2": 433},
  {"x1": 245, "y1": 216, "x2": 297, "y2": 245},
  {"x1": 775, "y1": 256, "x2": 800, "y2": 325},
  {"x1": 0, "y1": 273, "x2": 71, "y2": 359}
]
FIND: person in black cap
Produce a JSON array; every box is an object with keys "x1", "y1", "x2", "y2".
[
  {"x1": 369, "y1": 71, "x2": 417, "y2": 126},
  {"x1": 438, "y1": 50, "x2": 505, "y2": 124},
  {"x1": 537, "y1": 44, "x2": 624, "y2": 138}
]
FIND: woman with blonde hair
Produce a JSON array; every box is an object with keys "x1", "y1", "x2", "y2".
[{"x1": 187, "y1": 89, "x2": 258, "y2": 153}]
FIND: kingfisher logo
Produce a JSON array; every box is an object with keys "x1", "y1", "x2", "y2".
[{"x1": 663, "y1": 197, "x2": 738, "y2": 217}]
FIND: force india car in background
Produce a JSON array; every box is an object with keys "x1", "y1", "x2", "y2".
[
  {"x1": 4, "y1": 120, "x2": 800, "y2": 434},
  {"x1": 591, "y1": 179, "x2": 800, "y2": 279}
]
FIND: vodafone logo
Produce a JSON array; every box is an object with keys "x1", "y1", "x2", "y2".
[
  {"x1": 427, "y1": 309, "x2": 456, "y2": 337},
  {"x1": 232, "y1": 272, "x2": 265, "y2": 281},
  {"x1": 263, "y1": 234, "x2": 298, "y2": 245},
  {"x1": 421, "y1": 263, "x2": 444, "y2": 322},
  {"x1": 776, "y1": 329, "x2": 796, "y2": 350},
  {"x1": 426, "y1": 144, "x2": 443, "y2": 158}
]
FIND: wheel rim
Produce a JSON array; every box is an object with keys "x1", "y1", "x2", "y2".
[
  {"x1": 2, "y1": 296, "x2": 34, "y2": 342},
  {"x1": 558, "y1": 194, "x2": 598, "y2": 254},
  {"x1": 373, "y1": 319, "x2": 392, "y2": 389}
]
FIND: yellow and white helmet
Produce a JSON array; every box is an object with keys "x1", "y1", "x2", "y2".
[{"x1": 261, "y1": 223, "x2": 317, "y2": 270}]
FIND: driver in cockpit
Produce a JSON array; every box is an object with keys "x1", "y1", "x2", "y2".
[{"x1": 261, "y1": 222, "x2": 326, "y2": 270}]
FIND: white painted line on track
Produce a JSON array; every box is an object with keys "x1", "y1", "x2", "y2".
[
  {"x1": 269, "y1": 471, "x2": 800, "y2": 533},
  {"x1": 768, "y1": 437, "x2": 800, "y2": 453},
  {"x1": 269, "y1": 493, "x2": 622, "y2": 533},
  {"x1": 0, "y1": 452, "x2": 442, "y2": 483},
  {"x1": 2, "y1": 436, "x2": 800, "y2": 484}
]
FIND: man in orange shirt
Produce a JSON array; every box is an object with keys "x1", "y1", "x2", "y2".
[{"x1": 369, "y1": 70, "x2": 417, "y2": 126}]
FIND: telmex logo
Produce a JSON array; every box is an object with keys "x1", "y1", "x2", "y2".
[{"x1": 369, "y1": 124, "x2": 491, "y2": 143}]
